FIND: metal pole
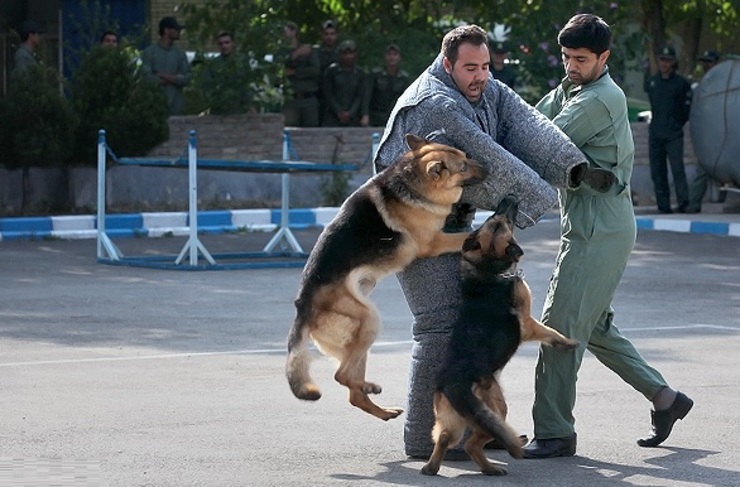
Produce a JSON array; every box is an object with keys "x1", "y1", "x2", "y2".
[
  {"x1": 96, "y1": 129, "x2": 121, "y2": 261},
  {"x1": 176, "y1": 130, "x2": 215, "y2": 266}
]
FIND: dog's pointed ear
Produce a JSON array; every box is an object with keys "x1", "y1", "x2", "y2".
[
  {"x1": 462, "y1": 236, "x2": 482, "y2": 253},
  {"x1": 426, "y1": 161, "x2": 443, "y2": 180},
  {"x1": 506, "y1": 243, "x2": 524, "y2": 262},
  {"x1": 405, "y1": 133, "x2": 427, "y2": 151}
]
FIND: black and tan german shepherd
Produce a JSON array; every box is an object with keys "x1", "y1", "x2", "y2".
[
  {"x1": 286, "y1": 134, "x2": 488, "y2": 421},
  {"x1": 421, "y1": 195, "x2": 579, "y2": 476}
]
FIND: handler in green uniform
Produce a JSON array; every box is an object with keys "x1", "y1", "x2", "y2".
[{"x1": 523, "y1": 13, "x2": 693, "y2": 459}]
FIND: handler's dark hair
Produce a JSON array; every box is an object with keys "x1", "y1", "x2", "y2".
[
  {"x1": 558, "y1": 13, "x2": 611, "y2": 55},
  {"x1": 441, "y1": 24, "x2": 489, "y2": 65}
]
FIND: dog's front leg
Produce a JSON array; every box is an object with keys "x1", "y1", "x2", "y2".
[{"x1": 422, "y1": 231, "x2": 471, "y2": 258}]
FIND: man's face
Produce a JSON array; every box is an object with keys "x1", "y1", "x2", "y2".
[
  {"x1": 322, "y1": 27, "x2": 337, "y2": 49},
  {"x1": 217, "y1": 35, "x2": 234, "y2": 56},
  {"x1": 339, "y1": 49, "x2": 356, "y2": 68},
  {"x1": 384, "y1": 49, "x2": 401, "y2": 69},
  {"x1": 561, "y1": 46, "x2": 608, "y2": 86},
  {"x1": 443, "y1": 42, "x2": 490, "y2": 103},
  {"x1": 101, "y1": 34, "x2": 118, "y2": 48},
  {"x1": 657, "y1": 57, "x2": 674, "y2": 75},
  {"x1": 167, "y1": 27, "x2": 181, "y2": 41}
]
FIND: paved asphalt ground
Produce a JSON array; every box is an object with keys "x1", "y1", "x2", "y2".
[{"x1": 1, "y1": 217, "x2": 739, "y2": 486}]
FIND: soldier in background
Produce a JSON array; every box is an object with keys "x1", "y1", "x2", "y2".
[
  {"x1": 140, "y1": 16, "x2": 192, "y2": 116},
  {"x1": 13, "y1": 20, "x2": 43, "y2": 76},
  {"x1": 322, "y1": 40, "x2": 366, "y2": 126},
  {"x1": 644, "y1": 46, "x2": 692, "y2": 213},
  {"x1": 490, "y1": 41, "x2": 517, "y2": 89},
  {"x1": 363, "y1": 44, "x2": 410, "y2": 127},
  {"x1": 316, "y1": 19, "x2": 340, "y2": 125},
  {"x1": 282, "y1": 22, "x2": 321, "y2": 127}
]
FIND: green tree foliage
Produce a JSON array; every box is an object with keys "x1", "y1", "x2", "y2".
[
  {"x1": 177, "y1": 0, "x2": 735, "y2": 104},
  {"x1": 0, "y1": 64, "x2": 78, "y2": 211},
  {"x1": 69, "y1": 45, "x2": 169, "y2": 164}
]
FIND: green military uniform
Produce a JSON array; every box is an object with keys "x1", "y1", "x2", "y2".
[
  {"x1": 316, "y1": 46, "x2": 338, "y2": 124},
  {"x1": 140, "y1": 42, "x2": 192, "y2": 115},
  {"x1": 322, "y1": 62, "x2": 366, "y2": 126},
  {"x1": 12, "y1": 44, "x2": 38, "y2": 75},
  {"x1": 283, "y1": 45, "x2": 321, "y2": 127},
  {"x1": 364, "y1": 66, "x2": 410, "y2": 126},
  {"x1": 533, "y1": 67, "x2": 669, "y2": 439}
]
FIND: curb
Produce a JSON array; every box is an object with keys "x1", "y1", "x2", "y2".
[{"x1": 1, "y1": 209, "x2": 738, "y2": 241}]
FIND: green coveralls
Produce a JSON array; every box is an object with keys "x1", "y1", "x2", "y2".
[{"x1": 533, "y1": 68, "x2": 669, "y2": 439}]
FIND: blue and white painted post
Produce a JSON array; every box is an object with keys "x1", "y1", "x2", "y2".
[
  {"x1": 175, "y1": 130, "x2": 215, "y2": 266},
  {"x1": 263, "y1": 130, "x2": 304, "y2": 254},
  {"x1": 96, "y1": 129, "x2": 122, "y2": 261},
  {"x1": 371, "y1": 132, "x2": 380, "y2": 175}
]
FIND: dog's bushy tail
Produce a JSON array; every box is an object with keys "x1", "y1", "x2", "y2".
[
  {"x1": 286, "y1": 320, "x2": 322, "y2": 401},
  {"x1": 441, "y1": 381, "x2": 523, "y2": 458}
]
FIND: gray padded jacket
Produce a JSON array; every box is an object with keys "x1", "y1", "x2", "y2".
[{"x1": 374, "y1": 54, "x2": 587, "y2": 228}]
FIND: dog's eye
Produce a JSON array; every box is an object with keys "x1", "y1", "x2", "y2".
[{"x1": 459, "y1": 163, "x2": 467, "y2": 173}]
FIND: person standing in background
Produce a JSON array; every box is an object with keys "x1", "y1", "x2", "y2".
[
  {"x1": 140, "y1": 16, "x2": 192, "y2": 116},
  {"x1": 322, "y1": 40, "x2": 367, "y2": 126},
  {"x1": 100, "y1": 30, "x2": 119, "y2": 48},
  {"x1": 316, "y1": 19, "x2": 340, "y2": 125},
  {"x1": 363, "y1": 43, "x2": 410, "y2": 127},
  {"x1": 489, "y1": 41, "x2": 517, "y2": 89},
  {"x1": 13, "y1": 20, "x2": 43, "y2": 75},
  {"x1": 282, "y1": 22, "x2": 321, "y2": 127},
  {"x1": 644, "y1": 46, "x2": 692, "y2": 213}
]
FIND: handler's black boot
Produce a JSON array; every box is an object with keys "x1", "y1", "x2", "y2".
[
  {"x1": 570, "y1": 163, "x2": 618, "y2": 193},
  {"x1": 523, "y1": 433, "x2": 577, "y2": 459},
  {"x1": 637, "y1": 391, "x2": 693, "y2": 447}
]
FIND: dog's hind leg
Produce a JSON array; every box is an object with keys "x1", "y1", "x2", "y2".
[
  {"x1": 464, "y1": 431, "x2": 508, "y2": 476},
  {"x1": 334, "y1": 306, "x2": 403, "y2": 420}
]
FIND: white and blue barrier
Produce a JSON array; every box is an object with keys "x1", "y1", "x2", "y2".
[{"x1": 94, "y1": 129, "x2": 380, "y2": 270}]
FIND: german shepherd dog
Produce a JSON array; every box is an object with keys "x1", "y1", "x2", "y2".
[
  {"x1": 421, "y1": 196, "x2": 579, "y2": 476},
  {"x1": 286, "y1": 134, "x2": 488, "y2": 421}
]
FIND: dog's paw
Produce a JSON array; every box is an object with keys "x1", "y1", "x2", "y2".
[
  {"x1": 420, "y1": 464, "x2": 438, "y2": 476},
  {"x1": 380, "y1": 407, "x2": 404, "y2": 421},
  {"x1": 362, "y1": 381, "x2": 383, "y2": 395}
]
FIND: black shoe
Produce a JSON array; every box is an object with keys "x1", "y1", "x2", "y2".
[
  {"x1": 407, "y1": 449, "x2": 469, "y2": 462},
  {"x1": 637, "y1": 391, "x2": 693, "y2": 447},
  {"x1": 484, "y1": 434, "x2": 529, "y2": 450},
  {"x1": 523, "y1": 434, "x2": 577, "y2": 459},
  {"x1": 676, "y1": 204, "x2": 688, "y2": 214},
  {"x1": 658, "y1": 207, "x2": 673, "y2": 214},
  {"x1": 685, "y1": 207, "x2": 700, "y2": 214}
]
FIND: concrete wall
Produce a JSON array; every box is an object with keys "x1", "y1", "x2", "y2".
[{"x1": 0, "y1": 116, "x2": 707, "y2": 215}]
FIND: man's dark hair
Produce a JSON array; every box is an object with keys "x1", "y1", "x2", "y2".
[
  {"x1": 100, "y1": 30, "x2": 118, "y2": 43},
  {"x1": 441, "y1": 25, "x2": 488, "y2": 65},
  {"x1": 558, "y1": 13, "x2": 611, "y2": 55}
]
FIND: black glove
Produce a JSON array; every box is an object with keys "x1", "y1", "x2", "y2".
[{"x1": 570, "y1": 163, "x2": 617, "y2": 193}]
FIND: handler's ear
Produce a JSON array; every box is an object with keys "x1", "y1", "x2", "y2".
[{"x1": 442, "y1": 56, "x2": 452, "y2": 74}]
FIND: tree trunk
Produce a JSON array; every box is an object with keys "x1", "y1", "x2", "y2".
[{"x1": 640, "y1": 0, "x2": 667, "y2": 76}]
